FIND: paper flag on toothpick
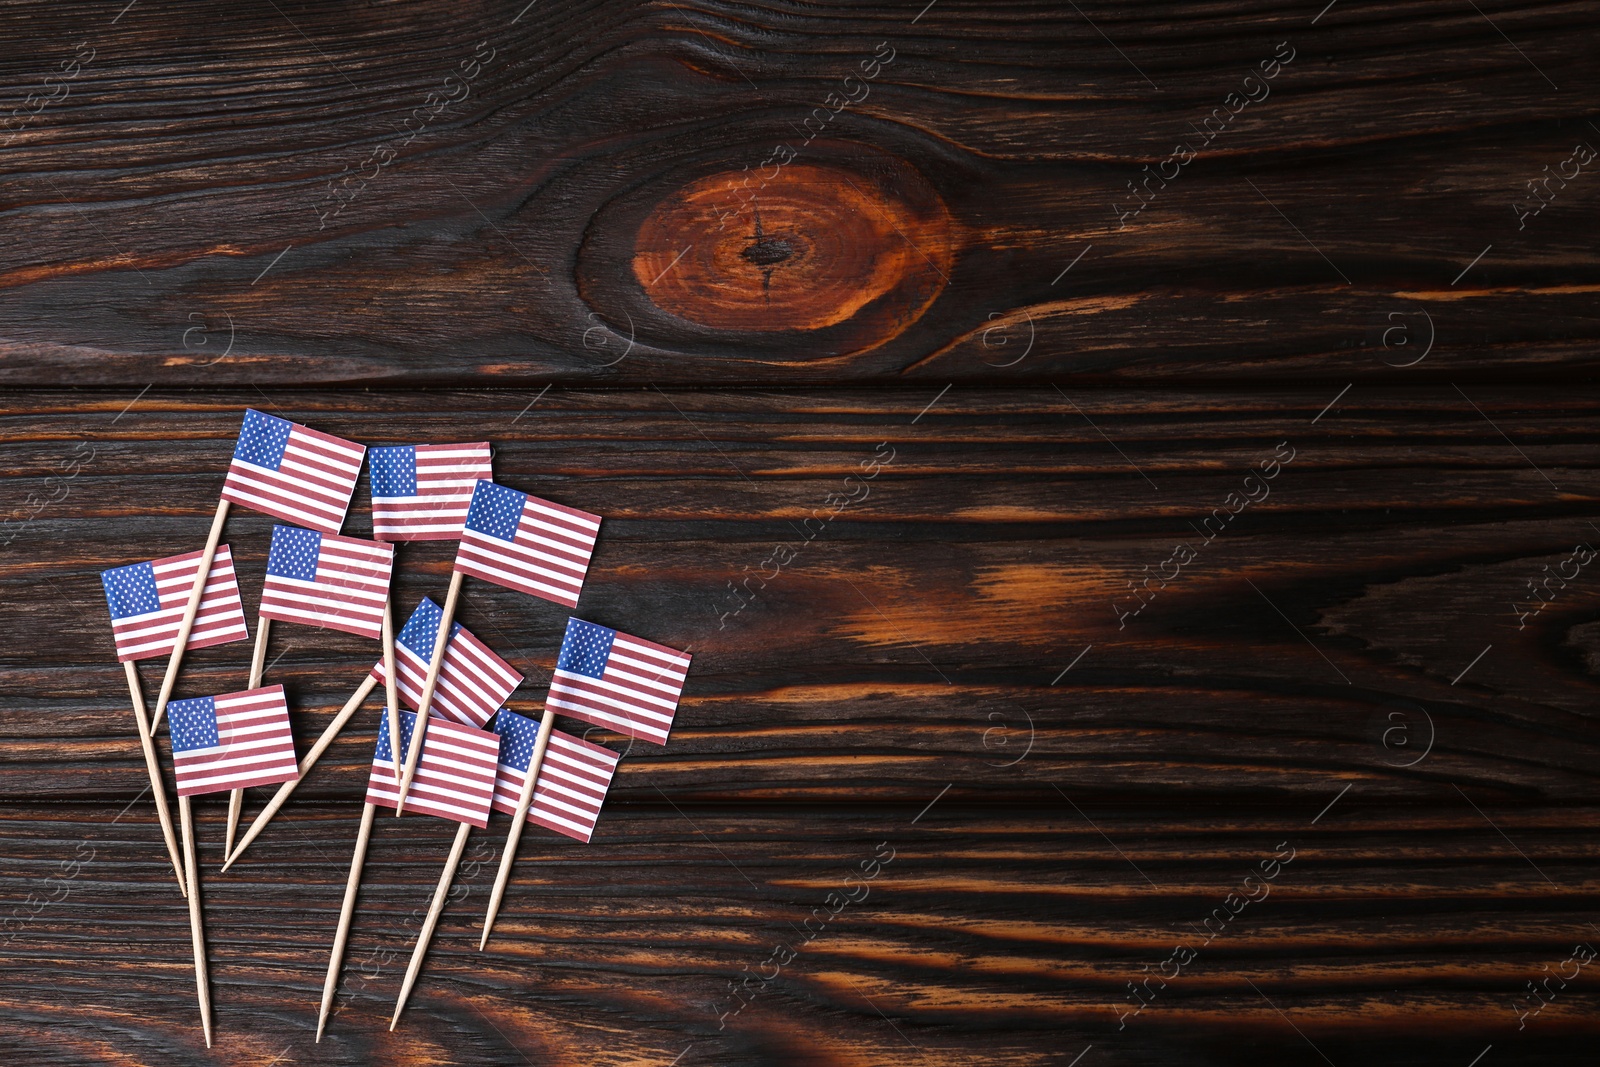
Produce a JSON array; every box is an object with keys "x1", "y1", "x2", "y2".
[
  {"x1": 546, "y1": 618, "x2": 690, "y2": 745},
  {"x1": 259, "y1": 525, "x2": 395, "y2": 640},
  {"x1": 491, "y1": 709, "x2": 620, "y2": 843},
  {"x1": 101, "y1": 545, "x2": 249, "y2": 662},
  {"x1": 454, "y1": 480, "x2": 600, "y2": 608},
  {"x1": 367, "y1": 710, "x2": 499, "y2": 827},
  {"x1": 168, "y1": 685, "x2": 299, "y2": 796},
  {"x1": 220, "y1": 408, "x2": 365, "y2": 534},
  {"x1": 368, "y1": 597, "x2": 522, "y2": 728},
  {"x1": 369, "y1": 442, "x2": 493, "y2": 541}
]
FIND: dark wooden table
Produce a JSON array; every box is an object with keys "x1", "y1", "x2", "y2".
[{"x1": 2, "y1": 1, "x2": 1598, "y2": 1064}]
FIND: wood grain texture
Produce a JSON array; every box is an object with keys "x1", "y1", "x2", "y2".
[
  {"x1": 1, "y1": 0, "x2": 1598, "y2": 1063},
  {"x1": 0, "y1": 0, "x2": 1595, "y2": 383},
  {"x1": 3, "y1": 388, "x2": 1599, "y2": 1064}
]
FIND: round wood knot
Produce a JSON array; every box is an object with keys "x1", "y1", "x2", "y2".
[{"x1": 631, "y1": 163, "x2": 953, "y2": 339}]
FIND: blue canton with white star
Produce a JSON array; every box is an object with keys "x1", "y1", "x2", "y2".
[
  {"x1": 493, "y1": 708, "x2": 541, "y2": 772},
  {"x1": 168, "y1": 696, "x2": 219, "y2": 753},
  {"x1": 463, "y1": 480, "x2": 526, "y2": 542},
  {"x1": 557, "y1": 617, "x2": 615, "y2": 678},
  {"x1": 233, "y1": 408, "x2": 292, "y2": 470},
  {"x1": 369, "y1": 445, "x2": 418, "y2": 497},
  {"x1": 101, "y1": 560, "x2": 161, "y2": 619},
  {"x1": 396, "y1": 597, "x2": 462, "y2": 661},
  {"x1": 374, "y1": 709, "x2": 417, "y2": 765},
  {"x1": 266, "y1": 525, "x2": 322, "y2": 580}
]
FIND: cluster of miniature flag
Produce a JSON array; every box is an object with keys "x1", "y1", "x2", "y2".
[{"x1": 101, "y1": 410, "x2": 692, "y2": 1046}]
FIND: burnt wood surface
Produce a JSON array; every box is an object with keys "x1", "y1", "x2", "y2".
[{"x1": 1, "y1": 1, "x2": 1598, "y2": 1065}]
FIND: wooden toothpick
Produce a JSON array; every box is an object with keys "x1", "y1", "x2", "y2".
[
  {"x1": 391, "y1": 821, "x2": 472, "y2": 1029},
  {"x1": 178, "y1": 794, "x2": 213, "y2": 1047},
  {"x1": 478, "y1": 707, "x2": 556, "y2": 948},
  {"x1": 224, "y1": 615, "x2": 271, "y2": 858},
  {"x1": 316, "y1": 801, "x2": 376, "y2": 1043},
  {"x1": 222, "y1": 673, "x2": 379, "y2": 871},
  {"x1": 123, "y1": 660, "x2": 186, "y2": 896},
  {"x1": 150, "y1": 499, "x2": 229, "y2": 731},
  {"x1": 382, "y1": 596, "x2": 402, "y2": 787},
  {"x1": 394, "y1": 570, "x2": 462, "y2": 813}
]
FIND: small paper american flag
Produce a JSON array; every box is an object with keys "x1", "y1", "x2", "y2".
[
  {"x1": 101, "y1": 544, "x2": 249, "y2": 662},
  {"x1": 221, "y1": 408, "x2": 366, "y2": 535},
  {"x1": 365, "y1": 710, "x2": 500, "y2": 827},
  {"x1": 259, "y1": 525, "x2": 394, "y2": 641},
  {"x1": 454, "y1": 480, "x2": 601, "y2": 609},
  {"x1": 491, "y1": 709, "x2": 620, "y2": 843},
  {"x1": 546, "y1": 618, "x2": 690, "y2": 745},
  {"x1": 369, "y1": 442, "x2": 493, "y2": 541},
  {"x1": 168, "y1": 685, "x2": 299, "y2": 796},
  {"x1": 368, "y1": 597, "x2": 522, "y2": 728}
]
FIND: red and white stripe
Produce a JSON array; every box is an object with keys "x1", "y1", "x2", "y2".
[
  {"x1": 111, "y1": 545, "x2": 249, "y2": 662},
  {"x1": 173, "y1": 685, "x2": 299, "y2": 797},
  {"x1": 368, "y1": 623, "x2": 521, "y2": 729},
  {"x1": 372, "y1": 443, "x2": 493, "y2": 541},
  {"x1": 221, "y1": 422, "x2": 365, "y2": 535},
  {"x1": 367, "y1": 715, "x2": 500, "y2": 827},
  {"x1": 492, "y1": 728, "x2": 619, "y2": 843},
  {"x1": 259, "y1": 532, "x2": 394, "y2": 640},
  {"x1": 454, "y1": 496, "x2": 600, "y2": 608},
  {"x1": 547, "y1": 632, "x2": 690, "y2": 746}
]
